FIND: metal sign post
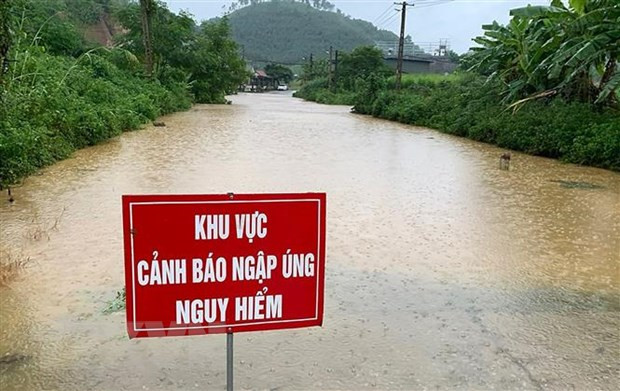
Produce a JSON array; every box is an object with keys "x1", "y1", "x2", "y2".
[
  {"x1": 121, "y1": 193, "x2": 326, "y2": 389},
  {"x1": 227, "y1": 331, "x2": 233, "y2": 391}
]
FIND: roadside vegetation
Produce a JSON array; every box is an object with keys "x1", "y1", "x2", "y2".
[
  {"x1": 295, "y1": 0, "x2": 620, "y2": 171},
  {"x1": 0, "y1": 0, "x2": 247, "y2": 187}
]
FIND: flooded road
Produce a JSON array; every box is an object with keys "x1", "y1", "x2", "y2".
[{"x1": 1, "y1": 92, "x2": 619, "y2": 390}]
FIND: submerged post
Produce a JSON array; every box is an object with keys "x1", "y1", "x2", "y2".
[{"x1": 227, "y1": 331, "x2": 233, "y2": 391}]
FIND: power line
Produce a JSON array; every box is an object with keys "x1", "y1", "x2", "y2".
[
  {"x1": 372, "y1": 4, "x2": 394, "y2": 25},
  {"x1": 376, "y1": 11, "x2": 400, "y2": 29},
  {"x1": 415, "y1": 0, "x2": 454, "y2": 9},
  {"x1": 375, "y1": 7, "x2": 399, "y2": 27},
  {"x1": 376, "y1": 13, "x2": 398, "y2": 28}
]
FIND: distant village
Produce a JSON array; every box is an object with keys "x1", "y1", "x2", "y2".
[
  {"x1": 242, "y1": 40, "x2": 458, "y2": 93},
  {"x1": 242, "y1": 68, "x2": 285, "y2": 92}
]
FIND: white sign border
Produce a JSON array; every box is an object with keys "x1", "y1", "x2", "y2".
[{"x1": 129, "y1": 198, "x2": 322, "y2": 332}]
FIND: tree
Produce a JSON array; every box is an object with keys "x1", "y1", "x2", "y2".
[
  {"x1": 139, "y1": 0, "x2": 154, "y2": 77},
  {"x1": 301, "y1": 58, "x2": 328, "y2": 82},
  {"x1": 115, "y1": 2, "x2": 247, "y2": 103},
  {"x1": 224, "y1": 1, "x2": 398, "y2": 64},
  {"x1": 446, "y1": 50, "x2": 460, "y2": 64},
  {"x1": 337, "y1": 46, "x2": 389, "y2": 90},
  {"x1": 15, "y1": 0, "x2": 85, "y2": 56},
  {"x1": 265, "y1": 63, "x2": 294, "y2": 84},
  {"x1": 466, "y1": 0, "x2": 619, "y2": 106},
  {"x1": 115, "y1": 1, "x2": 196, "y2": 73},
  {"x1": 190, "y1": 18, "x2": 248, "y2": 102}
]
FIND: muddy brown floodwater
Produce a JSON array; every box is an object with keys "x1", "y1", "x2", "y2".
[{"x1": 1, "y1": 93, "x2": 619, "y2": 391}]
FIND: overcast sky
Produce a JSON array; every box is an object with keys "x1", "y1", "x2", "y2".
[{"x1": 161, "y1": 0, "x2": 551, "y2": 54}]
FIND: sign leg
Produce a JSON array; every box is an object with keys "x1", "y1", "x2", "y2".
[{"x1": 227, "y1": 332, "x2": 233, "y2": 391}]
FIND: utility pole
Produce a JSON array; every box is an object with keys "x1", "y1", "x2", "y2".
[
  {"x1": 334, "y1": 50, "x2": 339, "y2": 87},
  {"x1": 395, "y1": 1, "x2": 413, "y2": 91},
  {"x1": 139, "y1": 0, "x2": 154, "y2": 78},
  {"x1": 328, "y1": 45, "x2": 333, "y2": 90}
]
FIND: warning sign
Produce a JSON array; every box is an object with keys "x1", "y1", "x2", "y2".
[{"x1": 122, "y1": 193, "x2": 326, "y2": 338}]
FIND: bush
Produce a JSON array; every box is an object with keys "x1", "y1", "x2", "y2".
[
  {"x1": 352, "y1": 73, "x2": 386, "y2": 113},
  {"x1": 0, "y1": 0, "x2": 244, "y2": 187},
  {"x1": 293, "y1": 77, "x2": 329, "y2": 101},
  {"x1": 315, "y1": 90, "x2": 356, "y2": 105},
  {"x1": 297, "y1": 72, "x2": 620, "y2": 171},
  {"x1": 0, "y1": 50, "x2": 192, "y2": 186},
  {"x1": 564, "y1": 122, "x2": 620, "y2": 170}
]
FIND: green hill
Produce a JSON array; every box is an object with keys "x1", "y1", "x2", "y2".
[{"x1": 226, "y1": 1, "x2": 398, "y2": 64}]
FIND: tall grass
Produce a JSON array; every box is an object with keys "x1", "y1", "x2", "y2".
[
  {"x1": 0, "y1": 14, "x2": 193, "y2": 187},
  {"x1": 390, "y1": 73, "x2": 464, "y2": 87}
]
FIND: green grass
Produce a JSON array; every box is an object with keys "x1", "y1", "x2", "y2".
[
  {"x1": 103, "y1": 288, "x2": 126, "y2": 314},
  {"x1": 0, "y1": 48, "x2": 193, "y2": 186},
  {"x1": 295, "y1": 73, "x2": 620, "y2": 171},
  {"x1": 399, "y1": 73, "x2": 463, "y2": 83},
  {"x1": 386, "y1": 73, "x2": 464, "y2": 89}
]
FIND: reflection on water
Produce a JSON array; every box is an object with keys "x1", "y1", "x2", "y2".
[{"x1": 1, "y1": 93, "x2": 618, "y2": 390}]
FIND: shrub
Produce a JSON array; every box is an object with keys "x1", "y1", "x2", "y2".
[
  {"x1": 293, "y1": 77, "x2": 329, "y2": 101},
  {"x1": 296, "y1": 72, "x2": 620, "y2": 171},
  {"x1": 565, "y1": 121, "x2": 620, "y2": 170},
  {"x1": 0, "y1": 50, "x2": 193, "y2": 186},
  {"x1": 0, "y1": 0, "x2": 242, "y2": 187}
]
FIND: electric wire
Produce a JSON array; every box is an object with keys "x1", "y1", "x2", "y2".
[
  {"x1": 375, "y1": 9, "x2": 399, "y2": 27},
  {"x1": 371, "y1": 4, "x2": 394, "y2": 24},
  {"x1": 376, "y1": 10, "x2": 400, "y2": 30}
]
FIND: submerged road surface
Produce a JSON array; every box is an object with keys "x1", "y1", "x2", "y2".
[{"x1": 1, "y1": 93, "x2": 619, "y2": 390}]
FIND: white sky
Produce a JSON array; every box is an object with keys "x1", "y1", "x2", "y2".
[{"x1": 161, "y1": 0, "x2": 552, "y2": 54}]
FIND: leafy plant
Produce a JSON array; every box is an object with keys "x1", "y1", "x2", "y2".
[
  {"x1": 103, "y1": 288, "x2": 126, "y2": 314},
  {"x1": 465, "y1": 0, "x2": 619, "y2": 107},
  {"x1": 336, "y1": 46, "x2": 390, "y2": 90},
  {"x1": 114, "y1": 3, "x2": 246, "y2": 103},
  {"x1": 297, "y1": 71, "x2": 620, "y2": 171}
]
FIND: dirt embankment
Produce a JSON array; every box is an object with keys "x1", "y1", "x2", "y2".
[{"x1": 81, "y1": 13, "x2": 119, "y2": 47}]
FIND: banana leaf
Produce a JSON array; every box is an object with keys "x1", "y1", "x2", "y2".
[{"x1": 595, "y1": 71, "x2": 620, "y2": 104}]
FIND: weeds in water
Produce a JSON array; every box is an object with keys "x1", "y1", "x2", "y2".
[
  {"x1": 0, "y1": 353, "x2": 31, "y2": 367},
  {"x1": 103, "y1": 288, "x2": 126, "y2": 314},
  {"x1": 25, "y1": 226, "x2": 50, "y2": 242},
  {"x1": 549, "y1": 180, "x2": 605, "y2": 190},
  {"x1": 23, "y1": 207, "x2": 66, "y2": 242},
  {"x1": 0, "y1": 250, "x2": 30, "y2": 286},
  {"x1": 50, "y1": 206, "x2": 66, "y2": 231}
]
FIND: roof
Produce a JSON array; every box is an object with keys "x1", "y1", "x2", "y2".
[
  {"x1": 384, "y1": 55, "x2": 434, "y2": 63},
  {"x1": 255, "y1": 70, "x2": 272, "y2": 78}
]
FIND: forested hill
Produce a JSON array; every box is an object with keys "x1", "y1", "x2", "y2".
[{"x1": 225, "y1": 1, "x2": 398, "y2": 64}]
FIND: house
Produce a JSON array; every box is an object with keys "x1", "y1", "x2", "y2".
[
  {"x1": 383, "y1": 55, "x2": 458, "y2": 74},
  {"x1": 241, "y1": 69, "x2": 277, "y2": 92}
]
